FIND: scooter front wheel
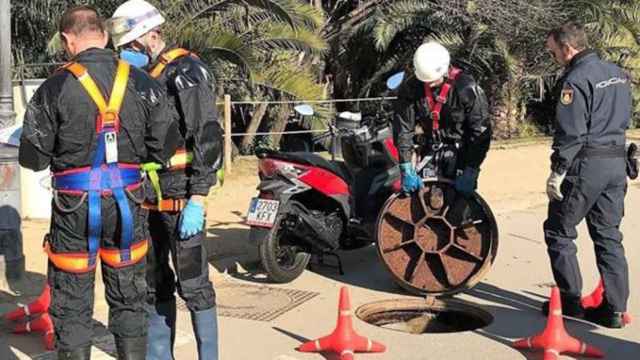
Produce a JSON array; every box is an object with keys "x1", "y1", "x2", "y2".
[{"x1": 258, "y1": 216, "x2": 311, "y2": 283}]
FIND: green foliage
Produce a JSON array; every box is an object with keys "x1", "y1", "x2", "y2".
[{"x1": 12, "y1": 0, "x2": 640, "y2": 139}]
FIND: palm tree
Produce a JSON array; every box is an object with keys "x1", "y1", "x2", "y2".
[
  {"x1": 155, "y1": 0, "x2": 329, "y2": 153},
  {"x1": 579, "y1": 0, "x2": 640, "y2": 124},
  {"x1": 322, "y1": 0, "x2": 640, "y2": 138}
]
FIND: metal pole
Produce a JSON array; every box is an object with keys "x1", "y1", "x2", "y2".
[
  {"x1": 224, "y1": 94, "x2": 233, "y2": 174},
  {"x1": 0, "y1": 0, "x2": 15, "y2": 128},
  {"x1": 0, "y1": 0, "x2": 25, "y2": 288}
]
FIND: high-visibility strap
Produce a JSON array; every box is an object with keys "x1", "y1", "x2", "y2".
[
  {"x1": 150, "y1": 48, "x2": 193, "y2": 78},
  {"x1": 142, "y1": 198, "x2": 187, "y2": 212},
  {"x1": 168, "y1": 149, "x2": 193, "y2": 169},
  {"x1": 64, "y1": 60, "x2": 130, "y2": 131},
  {"x1": 45, "y1": 240, "x2": 148, "y2": 273},
  {"x1": 423, "y1": 67, "x2": 462, "y2": 131},
  {"x1": 44, "y1": 243, "x2": 97, "y2": 274},
  {"x1": 146, "y1": 165, "x2": 164, "y2": 204},
  {"x1": 142, "y1": 149, "x2": 193, "y2": 206},
  {"x1": 100, "y1": 240, "x2": 148, "y2": 268}
]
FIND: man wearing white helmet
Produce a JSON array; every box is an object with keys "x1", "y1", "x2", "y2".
[
  {"x1": 393, "y1": 41, "x2": 492, "y2": 196},
  {"x1": 108, "y1": 1, "x2": 223, "y2": 359}
]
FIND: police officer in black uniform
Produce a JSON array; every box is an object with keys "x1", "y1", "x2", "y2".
[
  {"x1": 19, "y1": 5, "x2": 178, "y2": 359},
  {"x1": 393, "y1": 41, "x2": 492, "y2": 195},
  {"x1": 543, "y1": 22, "x2": 632, "y2": 328}
]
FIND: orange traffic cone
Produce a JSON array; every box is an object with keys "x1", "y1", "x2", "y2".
[
  {"x1": 513, "y1": 287, "x2": 604, "y2": 360},
  {"x1": 298, "y1": 287, "x2": 386, "y2": 360},
  {"x1": 13, "y1": 312, "x2": 55, "y2": 350},
  {"x1": 582, "y1": 279, "x2": 632, "y2": 325},
  {"x1": 5, "y1": 284, "x2": 51, "y2": 321}
]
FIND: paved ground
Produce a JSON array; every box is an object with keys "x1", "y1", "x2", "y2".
[{"x1": 1, "y1": 143, "x2": 639, "y2": 359}]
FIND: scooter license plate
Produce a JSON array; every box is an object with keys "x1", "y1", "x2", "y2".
[{"x1": 246, "y1": 198, "x2": 280, "y2": 228}]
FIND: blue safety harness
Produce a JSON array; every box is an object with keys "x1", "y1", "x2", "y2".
[{"x1": 51, "y1": 61, "x2": 141, "y2": 269}]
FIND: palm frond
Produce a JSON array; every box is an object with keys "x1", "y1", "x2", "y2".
[
  {"x1": 252, "y1": 24, "x2": 328, "y2": 56},
  {"x1": 176, "y1": 26, "x2": 259, "y2": 71},
  {"x1": 372, "y1": 1, "x2": 439, "y2": 51}
]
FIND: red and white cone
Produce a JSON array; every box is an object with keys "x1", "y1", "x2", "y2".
[
  {"x1": 13, "y1": 312, "x2": 53, "y2": 334},
  {"x1": 4, "y1": 284, "x2": 51, "y2": 321},
  {"x1": 582, "y1": 279, "x2": 632, "y2": 325},
  {"x1": 513, "y1": 287, "x2": 604, "y2": 360},
  {"x1": 298, "y1": 287, "x2": 386, "y2": 360}
]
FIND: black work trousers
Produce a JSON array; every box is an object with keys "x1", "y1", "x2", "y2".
[
  {"x1": 146, "y1": 210, "x2": 215, "y2": 311},
  {"x1": 543, "y1": 156, "x2": 629, "y2": 312},
  {"x1": 47, "y1": 188, "x2": 148, "y2": 351}
]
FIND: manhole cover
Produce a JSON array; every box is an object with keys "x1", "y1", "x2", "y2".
[
  {"x1": 376, "y1": 181, "x2": 499, "y2": 296},
  {"x1": 177, "y1": 283, "x2": 319, "y2": 322},
  {"x1": 356, "y1": 298, "x2": 492, "y2": 334}
]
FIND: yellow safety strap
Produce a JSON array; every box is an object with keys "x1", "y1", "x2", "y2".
[
  {"x1": 142, "y1": 150, "x2": 193, "y2": 207},
  {"x1": 64, "y1": 61, "x2": 130, "y2": 126},
  {"x1": 149, "y1": 48, "x2": 192, "y2": 78}
]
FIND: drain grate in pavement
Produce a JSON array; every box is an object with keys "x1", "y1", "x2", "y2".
[{"x1": 177, "y1": 283, "x2": 319, "y2": 322}]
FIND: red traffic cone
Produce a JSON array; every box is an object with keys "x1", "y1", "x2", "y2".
[
  {"x1": 43, "y1": 327, "x2": 55, "y2": 351},
  {"x1": 298, "y1": 287, "x2": 386, "y2": 360},
  {"x1": 13, "y1": 312, "x2": 55, "y2": 351},
  {"x1": 13, "y1": 312, "x2": 54, "y2": 335},
  {"x1": 513, "y1": 287, "x2": 604, "y2": 360},
  {"x1": 581, "y1": 279, "x2": 604, "y2": 310},
  {"x1": 582, "y1": 279, "x2": 632, "y2": 325},
  {"x1": 4, "y1": 284, "x2": 51, "y2": 321}
]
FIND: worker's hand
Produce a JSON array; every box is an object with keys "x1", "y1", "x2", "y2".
[
  {"x1": 179, "y1": 199, "x2": 205, "y2": 239},
  {"x1": 546, "y1": 171, "x2": 567, "y2": 201},
  {"x1": 399, "y1": 163, "x2": 424, "y2": 194},
  {"x1": 454, "y1": 167, "x2": 480, "y2": 197}
]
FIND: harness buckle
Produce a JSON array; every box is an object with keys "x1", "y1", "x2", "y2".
[
  {"x1": 435, "y1": 95, "x2": 447, "y2": 103},
  {"x1": 96, "y1": 112, "x2": 120, "y2": 132}
]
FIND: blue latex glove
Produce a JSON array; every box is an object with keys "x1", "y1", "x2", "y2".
[
  {"x1": 179, "y1": 200, "x2": 205, "y2": 239},
  {"x1": 399, "y1": 163, "x2": 424, "y2": 194},
  {"x1": 455, "y1": 167, "x2": 480, "y2": 197}
]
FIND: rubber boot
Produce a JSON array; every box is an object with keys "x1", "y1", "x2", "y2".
[
  {"x1": 146, "y1": 300, "x2": 177, "y2": 360},
  {"x1": 58, "y1": 344, "x2": 91, "y2": 360},
  {"x1": 585, "y1": 302, "x2": 626, "y2": 329},
  {"x1": 115, "y1": 336, "x2": 147, "y2": 360},
  {"x1": 191, "y1": 306, "x2": 219, "y2": 360}
]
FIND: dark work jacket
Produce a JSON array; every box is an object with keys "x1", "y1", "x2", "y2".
[
  {"x1": 550, "y1": 50, "x2": 632, "y2": 173},
  {"x1": 392, "y1": 71, "x2": 492, "y2": 169},
  {"x1": 148, "y1": 46, "x2": 223, "y2": 198},
  {"x1": 19, "y1": 48, "x2": 178, "y2": 172}
]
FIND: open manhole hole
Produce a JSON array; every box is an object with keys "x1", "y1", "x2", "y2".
[{"x1": 356, "y1": 298, "x2": 492, "y2": 334}]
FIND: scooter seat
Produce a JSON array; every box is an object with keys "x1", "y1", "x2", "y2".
[{"x1": 257, "y1": 149, "x2": 352, "y2": 182}]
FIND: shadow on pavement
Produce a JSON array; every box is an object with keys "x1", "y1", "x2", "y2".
[
  {"x1": 308, "y1": 245, "x2": 408, "y2": 296},
  {"x1": 468, "y1": 282, "x2": 640, "y2": 359},
  {"x1": 272, "y1": 326, "x2": 338, "y2": 360}
]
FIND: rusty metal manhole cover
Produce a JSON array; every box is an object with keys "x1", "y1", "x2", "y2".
[
  {"x1": 177, "y1": 283, "x2": 319, "y2": 321},
  {"x1": 356, "y1": 298, "x2": 493, "y2": 334},
  {"x1": 376, "y1": 181, "x2": 498, "y2": 296}
]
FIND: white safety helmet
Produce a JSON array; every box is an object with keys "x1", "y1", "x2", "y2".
[
  {"x1": 109, "y1": 0, "x2": 165, "y2": 48},
  {"x1": 413, "y1": 41, "x2": 450, "y2": 83}
]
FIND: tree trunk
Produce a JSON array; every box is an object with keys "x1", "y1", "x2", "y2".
[
  {"x1": 239, "y1": 102, "x2": 268, "y2": 153},
  {"x1": 270, "y1": 105, "x2": 292, "y2": 148}
]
